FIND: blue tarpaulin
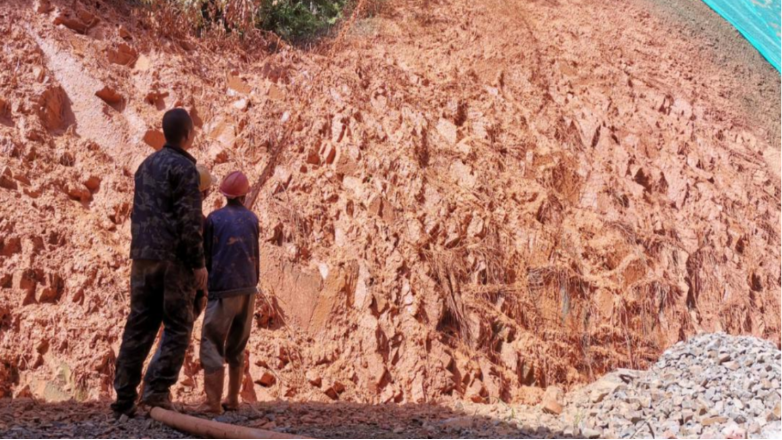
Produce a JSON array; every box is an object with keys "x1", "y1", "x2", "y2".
[{"x1": 700, "y1": 0, "x2": 781, "y2": 71}]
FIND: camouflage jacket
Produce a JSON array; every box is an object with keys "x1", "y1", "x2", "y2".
[{"x1": 130, "y1": 144, "x2": 205, "y2": 269}]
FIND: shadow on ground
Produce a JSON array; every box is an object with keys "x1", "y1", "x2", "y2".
[{"x1": 0, "y1": 398, "x2": 577, "y2": 439}]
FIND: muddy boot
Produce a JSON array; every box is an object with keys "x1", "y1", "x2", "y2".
[
  {"x1": 141, "y1": 391, "x2": 175, "y2": 411},
  {"x1": 222, "y1": 365, "x2": 242, "y2": 411},
  {"x1": 200, "y1": 368, "x2": 224, "y2": 415},
  {"x1": 110, "y1": 401, "x2": 137, "y2": 419}
]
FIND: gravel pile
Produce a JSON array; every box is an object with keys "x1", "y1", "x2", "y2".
[{"x1": 575, "y1": 333, "x2": 781, "y2": 439}]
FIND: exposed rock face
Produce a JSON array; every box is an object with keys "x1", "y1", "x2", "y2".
[{"x1": 0, "y1": 0, "x2": 779, "y2": 409}]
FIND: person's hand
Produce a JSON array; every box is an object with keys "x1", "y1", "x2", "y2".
[
  {"x1": 194, "y1": 292, "x2": 207, "y2": 317},
  {"x1": 194, "y1": 267, "x2": 208, "y2": 290},
  {"x1": 193, "y1": 296, "x2": 207, "y2": 319}
]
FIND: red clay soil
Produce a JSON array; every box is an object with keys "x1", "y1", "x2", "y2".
[{"x1": 0, "y1": 0, "x2": 779, "y2": 408}]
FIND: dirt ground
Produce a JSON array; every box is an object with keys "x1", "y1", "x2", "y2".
[
  {"x1": 0, "y1": 398, "x2": 577, "y2": 439},
  {"x1": 0, "y1": 0, "x2": 779, "y2": 434}
]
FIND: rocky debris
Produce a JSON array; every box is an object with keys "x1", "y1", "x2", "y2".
[
  {"x1": 305, "y1": 371, "x2": 322, "y2": 387},
  {"x1": 436, "y1": 118, "x2": 458, "y2": 144},
  {"x1": 134, "y1": 54, "x2": 152, "y2": 71},
  {"x1": 65, "y1": 181, "x2": 91, "y2": 203},
  {"x1": 207, "y1": 120, "x2": 237, "y2": 152},
  {"x1": 83, "y1": 176, "x2": 101, "y2": 192},
  {"x1": 0, "y1": 399, "x2": 573, "y2": 439},
  {"x1": 118, "y1": 25, "x2": 133, "y2": 40},
  {"x1": 232, "y1": 98, "x2": 250, "y2": 111},
  {"x1": 227, "y1": 74, "x2": 251, "y2": 94},
  {"x1": 36, "y1": 272, "x2": 65, "y2": 303},
  {"x1": 144, "y1": 90, "x2": 169, "y2": 108},
  {"x1": 0, "y1": 99, "x2": 12, "y2": 124},
  {"x1": 0, "y1": 167, "x2": 17, "y2": 191},
  {"x1": 323, "y1": 382, "x2": 347, "y2": 400},
  {"x1": 95, "y1": 86, "x2": 123, "y2": 106},
  {"x1": 0, "y1": 399, "x2": 185, "y2": 438},
  {"x1": 35, "y1": 0, "x2": 54, "y2": 14},
  {"x1": 143, "y1": 130, "x2": 166, "y2": 150},
  {"x1": 541, "y1": 386, "x2": 564, "y2": 415},
  {"x1": 258, "y1": 372, "x2": 276, "y2": 387},
  {"x1": 36, "y1": 86, "x2": 71, "y2": 131},
  {"x1": 52, "y1": 8, "x2": 98, "y2": 34},
  {"x1": 267, "y1": 84, "x2": 284, "y2": 101},
  {"x1": 566, "y1": 334, "x2": 782, "y2": 439},
  {"x1": 106, "y1": 44, "x2": 137, "y2": 66},
  {"x1": 0, "y1": 235, "x2": 22, "y2": 257}
]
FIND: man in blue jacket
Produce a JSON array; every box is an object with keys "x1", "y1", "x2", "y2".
[
  {"x1": 112, "y1": 109, "x2": 208, "y2": 417},
  {"x1": 199, "y1": 171, "x2": 259, "y2": 414}
]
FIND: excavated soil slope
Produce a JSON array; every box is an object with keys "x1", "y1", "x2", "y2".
[{"x1": 0, "y1": 0, "x2": 779, "y2": 407}]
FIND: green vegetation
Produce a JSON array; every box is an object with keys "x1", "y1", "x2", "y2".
[
  {"x1": 257, "y1": 0, "x2": 347, "y2": 41},
  {"x1": 150, "y1": 0, "x2": 350, "y2": 41}
]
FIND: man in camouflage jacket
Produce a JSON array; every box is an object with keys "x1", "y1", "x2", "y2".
[{"x1": 111, "y1": 108, "x2": 208, "y2": 417}]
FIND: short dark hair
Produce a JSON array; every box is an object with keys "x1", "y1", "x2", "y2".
[{"x1": 162, "y1": 108, "x2": 194, "y2": 145}]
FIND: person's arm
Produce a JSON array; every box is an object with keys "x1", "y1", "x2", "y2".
[
  {"x1": 171, "y1": 162, "x2": 206, "y2": 270},
  {"x1": 255, "y1": 219, "x2": 260, "y2": 284},
  {"x1": 204, "y1": 215, "x2": 214, "y2": 273}
]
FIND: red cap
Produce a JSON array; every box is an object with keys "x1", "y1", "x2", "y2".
[{"x1": 219, "y1": 171, "x2": 250, "y2": 198}]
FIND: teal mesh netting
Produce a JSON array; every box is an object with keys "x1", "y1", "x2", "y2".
[{"x1": 701, "y1": 0, "x2": 781, "y2": 71}]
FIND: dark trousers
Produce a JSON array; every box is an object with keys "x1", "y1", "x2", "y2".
[{"x1": 112, "y1": 259, "x2": 195, "y2": 411}]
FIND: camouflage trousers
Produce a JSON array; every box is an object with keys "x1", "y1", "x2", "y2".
[
  {"x1": 111, "y1": 259, "x2": 196, "y2": 413},
  {"x1": 200, "y1": 294, "x2": 255, "y2": 374}
]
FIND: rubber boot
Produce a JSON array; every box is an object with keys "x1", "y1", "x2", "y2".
[
  {"x1": 222, "y1": 365, "x2": 242, "y2": 411},
  {"x1": 110, "y1": 401, "x2": 136, "y2": 419},
  {"x1": 200, "y1": 368, "x2": 224, "y2": 415},
  {"x1": 141, "y1": 391, "x2": 176, "y2": 411}
]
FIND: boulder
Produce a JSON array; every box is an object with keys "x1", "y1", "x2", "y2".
[
  {"x1": 232, "y1": 98, "x2": 250, "y2": 111},
  {"x1": 37, "y1": 86, "x2": 72, "y2": 131},
  {"x1": 107, "y1": 44, "x2": 138, "y2": 66},
  {"x1": 144, "y1": 91, "x2": 169, "y2": 108},
  {"x1": 541, "y1": 386, "x2": 564, "y2": 415},
  {"x1": 36, "y1": 0, "x2": 54, "y2": 14},
  {"x1": 118, "y1": 25, "x2": 133, "y2": 40},
  {"x1": 702, "y1": 416, "x2": 728, "y2": 426},
  {"x1": 581, "y1": 428, "x2": 601, "y2": 439},
  {"x1": 324, "y1": 382, "x2": 345, "y2": 400},
  {"x1": 257, "y1": 372, "x2": 276, "y2": 387},
  {"x1": 95, "y1": 86, "x2": 123, "y2": 106},
  {"x1": 83, "y1": 176, "x2": 101, "y2": 192},
  {"x1": 0, "y1": 235, "x2": 21, "y2": 257},
  {"x1": 0, "y1": 167, "x2": 17, "y2": 191},
  {"x1": 0, "y1": 99, "x2": 11, "y2": 124},
  {"x1": 0, "y1": 274, "x2": 11, "y2": 290},
  {"x1": 37, "y1": 273, "x2": 64, "y2": 303},
  {"x1": 227, "y1": 74, "x2": 251, "y2": 94},
  {"x1": 65, "y1": 182, "x2": 91, "y2": 202},
  {"x1": 15, "y1": 269, "x2": 41, "y2": 305},
  {"x1": 319, "y1": 142, "x2": 337, "y2": 165},
  {"x1": 768, "y1": 403, "x2": 781, "y2": 422},
  {"x1": 143, "y1": 130, "x2": 165, "y2": 151},
  {"x1": 267, "y1": 84, "x2": 284, "y2": 100},
  {"x1": 437, "y1": 118, "x2": 458, "y2": 144},
  {"x1": 305, "y1": 370, "x2": 322, "y2": 387},
  {"x1": 53, "y1": 9, "x2": 98, "y2": 34}
]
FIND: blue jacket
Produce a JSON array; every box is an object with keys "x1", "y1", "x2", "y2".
[{"x1": 204, "y1": 201, "x2": 260, "y2": 299}]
